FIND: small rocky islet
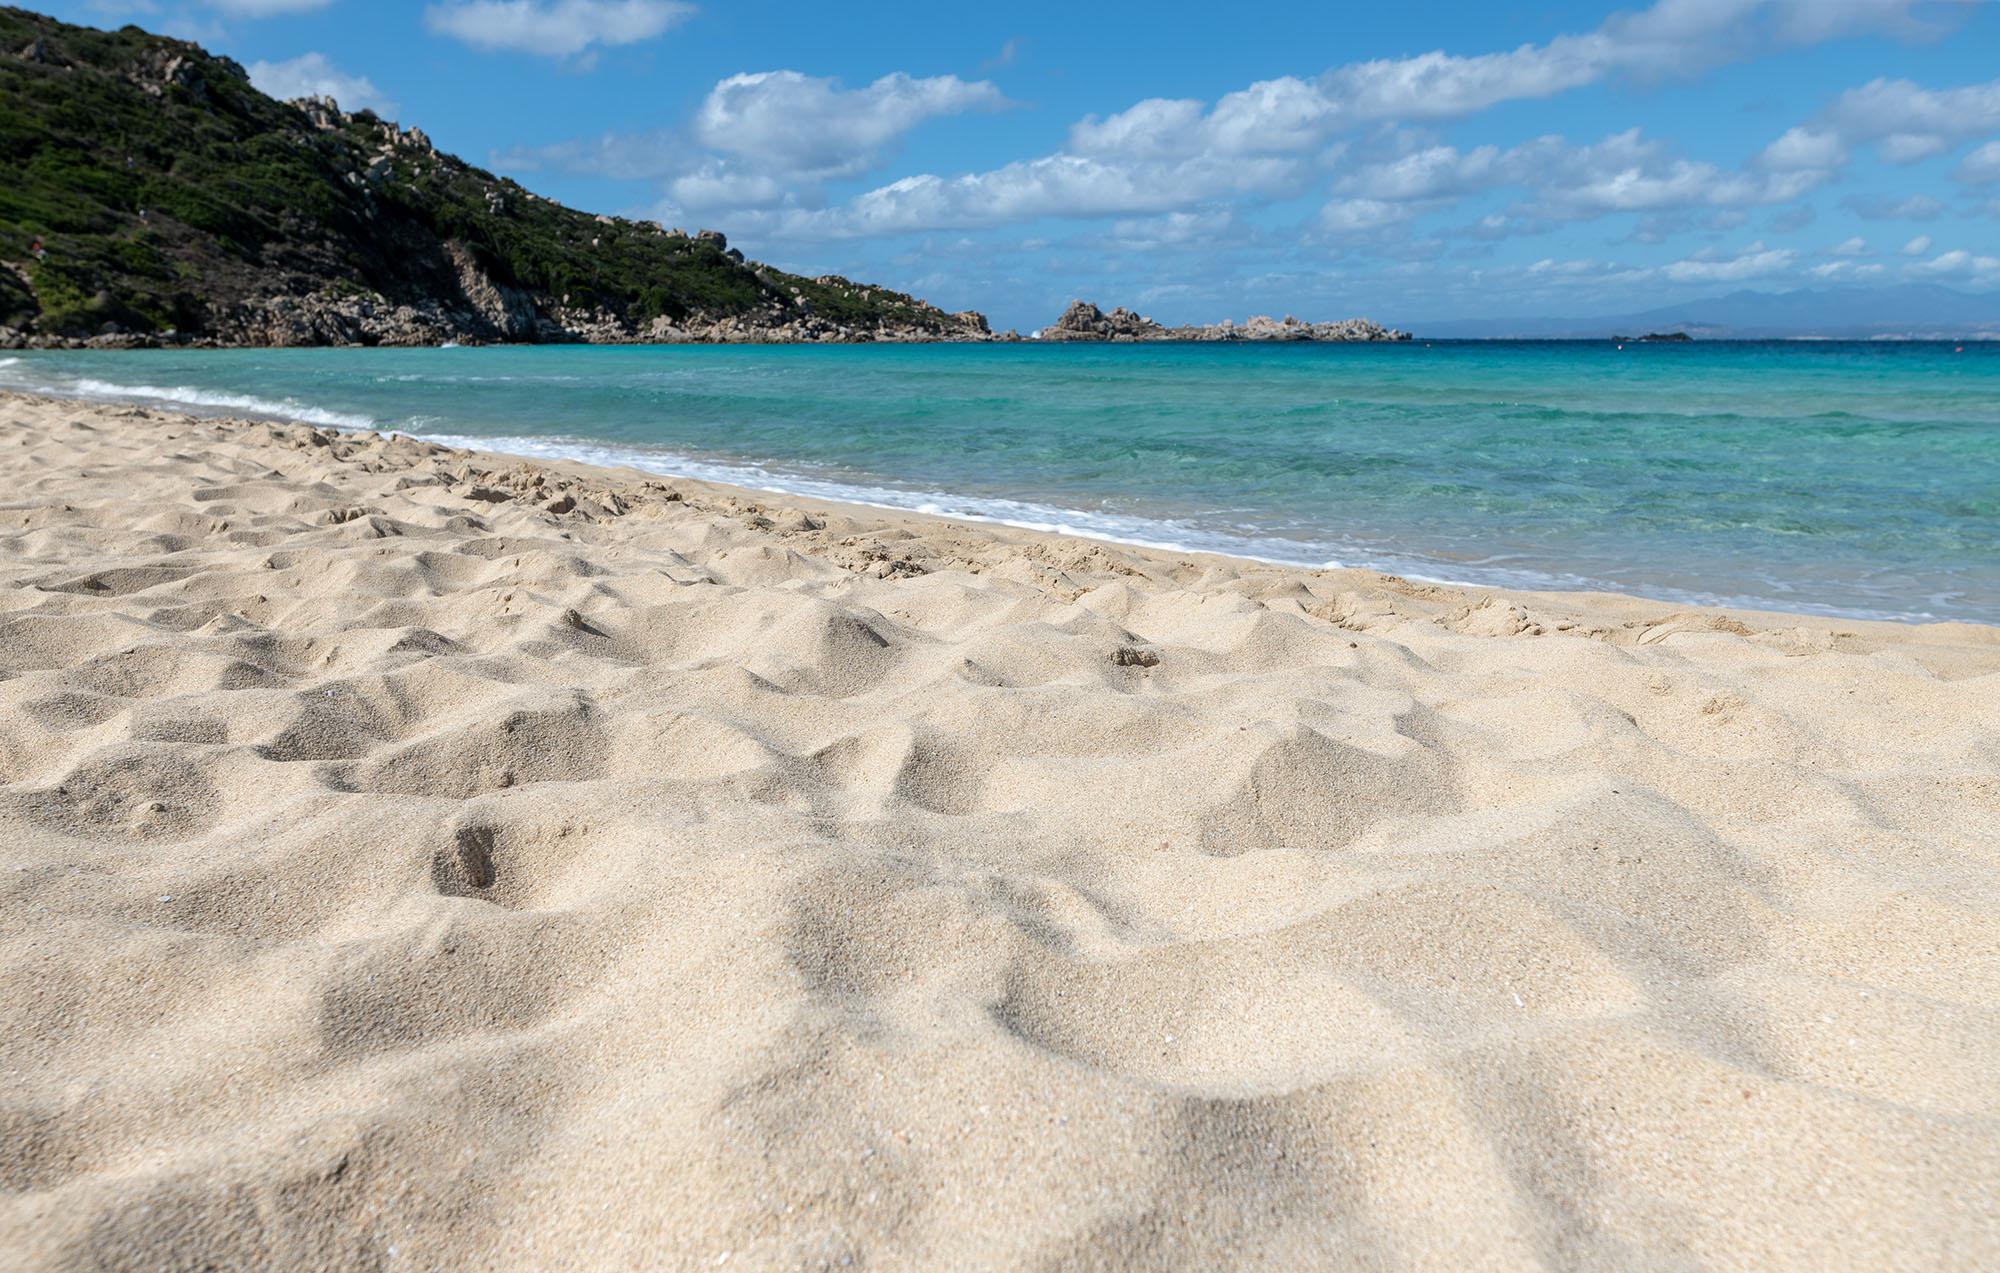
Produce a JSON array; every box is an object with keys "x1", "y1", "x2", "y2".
[{"x1": 1036, "y1": 299, "x2": 1410, "y2": 343}]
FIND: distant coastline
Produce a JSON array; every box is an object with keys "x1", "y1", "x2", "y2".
[{"x1": 1414, "y1": 283, "x2": 2000, "y2": 341}]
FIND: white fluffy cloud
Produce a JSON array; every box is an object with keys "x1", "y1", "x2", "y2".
[
  {"x1": 423, "y1": 0, "x2": 693, "y2": 58},
  {"x1": 1320, "y1": 199, "x2": 1408, "y2": 234},
  {"x1": 1109, "y1": 209, "x2": 1238, "y2": 250},
  {"x1": 1906, "y1": 248, "x2": 2000, "y2": 279},
  {"x1": 1955, "y1": 140, "x2": 2000, "y2": 184},
  {"x1": 1756, "y1": 126, "x2": 1846, "y2": 171},
  {"x1": 1758, "y1": 0, "x2": 1962, "y2": 41},
  {"x1": 1823, "y1": 76, "x2": 2000, "y2": 163},
  {"x1": 503, "y1": 70, "x2": 1008, "y2": 216},
  {"x1": 692, "y1": 71, "x2": 1006, "y2": 179},
  {"x1": 1662, "y1": 241, "x2": 1797, "y2": 282},
  {"x1": 742, "y1": 0, "x2": 1940, "y2": 239},
  {"x1": 666, "y1": 166, "x2": 789, "y2": 212},
  {"x1": 772, "y1": 153, "x2": 1303, "y2": 236},
  {"x1": 1070, "y1": 78, "x2": 1343, "y2": 162},
  {"x1": 1335, "y1": 144, "x2": 1504, "y2": 202},
  {"x1": 1064, "y1": 0, "x2": 1950, "y2": 168},
  {"x1": 1809, "y1": 260, "x2": 1886, "y2": 280},
  {"x1": 248, "y1": 52, "x2": 394, "y2": 113},
  {"x1": 1329, "y1": 126, "x2": 1835, "y2": 224},
  {"x1": 1846, "y1": 193, "x2": 1946, "y2": 220},
  {"x1": 780, "y1": 82, "x2": 1860, "y2": 243},
  {"x1": 1314, "y1": 0, "x2": 1947, "y2": 125},
  {"x1": 489, "y1": 0, "x2": 1978, "y2": 274},
  {"x1": 1903, "y1": 235, "x2": 1934, "y2": 255}
]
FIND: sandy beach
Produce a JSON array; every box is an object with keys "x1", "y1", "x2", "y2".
[{"x1": 1, "y1": 387, "x2": 1996, "y2": 1269}]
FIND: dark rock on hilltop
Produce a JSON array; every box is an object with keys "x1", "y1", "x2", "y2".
[
  {"x1": 1041, "y1": 300, "x2": 1410, "y2": 343},
  {"x1": 0, "y1": 7, "x2": 997, "y2": 347}
]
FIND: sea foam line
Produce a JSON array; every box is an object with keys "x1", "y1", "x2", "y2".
[
  {"x1": 411, "y1": 429, "x2": 1947, "y2": 623},
  {"x1": 2, "y1": 366, "x2": 1949, "y2": 624},
  {"x1": 0, "y1": 367, "x2": 377, "y2": 430},
  {"x1": 63, "y1": 377, "x2": 379, "y2": 430},
  {"x1": 412, "y1": 429, "x2": 1354, "y2": 563}
]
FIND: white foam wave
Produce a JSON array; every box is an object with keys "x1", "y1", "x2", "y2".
[
  {"x1": 0, "y1": 367, "x2": 376, "y2": 430},
  {"x1": 415, "y1": 429, "x2": 1468, "y2": 579},
  {"x1": 412, "y1": 428, "x2": 1946, "y2": 624},
  {"x1": 0, "y1": 362, "x2": 1952, "y2": 625},
  {"x1": 68, "y1": 378, "x2": 378, "y2": 429}
]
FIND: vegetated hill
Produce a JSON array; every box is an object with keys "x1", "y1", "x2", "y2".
[{"x1": 0, "y1": 7, "x2": 996, "y2": 347}]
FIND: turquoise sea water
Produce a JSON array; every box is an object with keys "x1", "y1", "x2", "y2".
[{"x1": 3, "y1": 341, "x2": 1996, "y2": 624}]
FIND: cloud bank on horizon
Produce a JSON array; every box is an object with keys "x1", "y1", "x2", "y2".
[{"x1": 59, "y1": 0, "x2": 2000, "y2": 326}]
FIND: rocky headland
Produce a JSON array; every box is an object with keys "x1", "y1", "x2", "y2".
[{"x1": 0, "y1": 11, "x2": 1003, "y2": 349}]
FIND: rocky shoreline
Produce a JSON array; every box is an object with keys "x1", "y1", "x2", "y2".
[
  {"x1": 0, "y1": 223, "x2": 1007, "y2": 350},
  {"x1": 0, "y1": 310, "x2": 1006, "y2": 351},
  {"x1": 0, "y1": 295, "x2": 1419, "y2": 350},
  {"x1": 0, "y1": 295, "x2": 1414, "y2": 351}
]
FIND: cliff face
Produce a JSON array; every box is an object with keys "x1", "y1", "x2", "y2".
[
  {"x1": 0, "y1": 8, "x2": 996, "y2": 348},
  {"x1": 1041, "y1": 300, "x2": 1410, "y2": 343}
]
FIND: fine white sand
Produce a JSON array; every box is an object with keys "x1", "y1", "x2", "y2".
[{"x1": 2, "y1": 389, "x2": 1996, "y2": 1270}]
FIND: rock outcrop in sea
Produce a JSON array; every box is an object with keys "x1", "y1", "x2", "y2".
[{"x1": 1040, "y1": 300, "x2": 1411, "y2": 342}]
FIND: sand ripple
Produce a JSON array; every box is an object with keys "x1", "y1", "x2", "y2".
[{"x1": 2, "y1": 393, "x2": 1996, "y2": 1269}]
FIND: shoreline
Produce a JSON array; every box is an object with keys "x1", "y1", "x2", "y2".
[
  {"x1": 1, "y1": 383, "x2": 1988, "y2": 631},
  {"x1": 4, "y1": 388, "x2": 1997, "y2": 1266},
  {"x1": 391, "y1": 425, "x2": 1987, "y2": 630},
  {"x1": 10, "y1": 333, "x2": 2000, "y2": 352}
]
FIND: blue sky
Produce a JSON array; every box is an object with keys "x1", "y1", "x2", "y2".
[{"x1": 47, "y1": 0, "x2": 2000, "y2": 329}]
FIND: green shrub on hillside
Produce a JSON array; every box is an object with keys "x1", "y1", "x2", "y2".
[{"x1": 0, "y1": 5, "x2": 980, "y2": 342}]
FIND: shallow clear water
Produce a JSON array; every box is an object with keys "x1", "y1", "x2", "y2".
[{"x1": 4, "y1": 341, "x2": 1996, "y2": 623}]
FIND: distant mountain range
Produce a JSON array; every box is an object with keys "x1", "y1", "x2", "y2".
[{"x1": 1412, "y1": 284, "x2": 2000, "y2": 340}]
